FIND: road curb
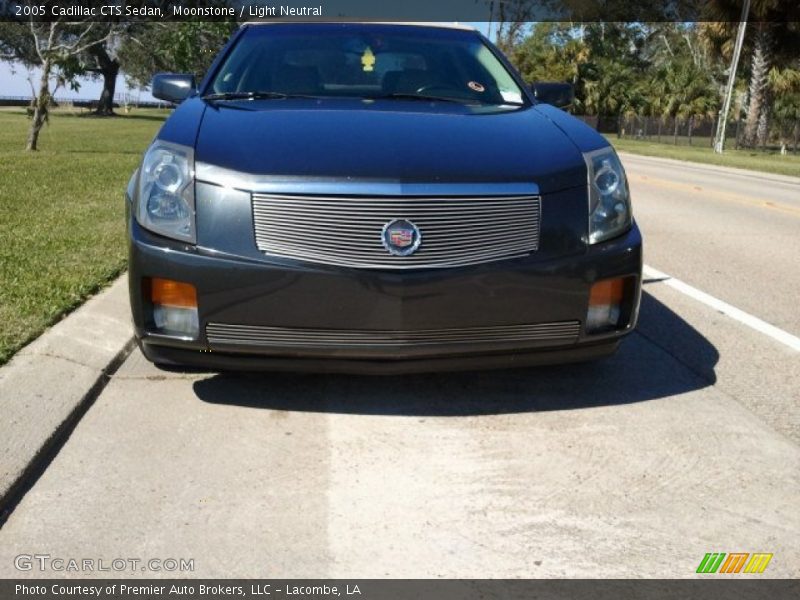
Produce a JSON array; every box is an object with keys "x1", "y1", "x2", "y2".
[{"x1": 0, "y1": 274, "x2": 133, "y2": 523}]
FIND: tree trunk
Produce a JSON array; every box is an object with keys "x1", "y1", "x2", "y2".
[
  {"x1": 95, "y1": 61, "x2": 119, "y2": 115},
  {"x1": 26, "y1": 59, "x2": 52, "y2": 152},
  {"x1": 757, "y1": 103, "x2": 770, "y2": 149},
  {"x1": 673, "y1": 117, "x2": 679, "y2": 145},
  {"x1": 743, "y1": 28, "x2": 771, "y2": 148},
  {"x1": 734, "y1": 116, "x2": 741, "y2": 149},
  {"x1": 793, "y1": 121, "x2": 799, "y2": 154},
  {"x1": 710, "y1": 113, "x2": 717, "y2": 148},
  {"x1": 657, "y1": 119, "x2": 662, "y2": 143},
  {"x1": 688, "y1": 116, "x2": 694, "y2": 146},
  {"x1": 91, "y1": 45, "x2": 119, "y2": 116}
]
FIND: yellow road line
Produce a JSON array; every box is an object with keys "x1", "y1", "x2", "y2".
[{"x1": 630, "y1": 174, "x2": 800, "y2": 216}]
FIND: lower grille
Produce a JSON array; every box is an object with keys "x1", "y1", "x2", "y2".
[
  {"x1": 252, "y1": 193, "x2": 541, "y2": 269},
  {"x1": 206, "y1": 321, "x2": 580, "y2": 350}
]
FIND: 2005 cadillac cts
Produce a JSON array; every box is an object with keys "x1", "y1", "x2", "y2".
[{"x1": 126, "y1": 22, "x2": 642, "y2": 374}]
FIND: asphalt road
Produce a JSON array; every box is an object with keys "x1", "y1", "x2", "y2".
[
  {"x1": 623, "y1": 153, "x2": 800, "y2": 336},
  {"x1": 1, "y1": 155, "x2": 798, "y2": 578}
]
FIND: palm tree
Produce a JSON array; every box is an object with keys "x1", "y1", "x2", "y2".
[
  {"x1": 647, "y1": 65, "x2": 675, "y2": 142},
  {"x1": 650, "y1": 60, "x2": 717, "y2": 145},
  {"x1": 703, "y1": 1, "x2": 800, "y2": 148},
  {"x1": 581, "y1": 56, "x2": 646, "y2": 131},
  {"x1": 769, "y1": 66, "x2": 800, "y2": 152},
  {"x1": 747, "y1": 25, "x2": 773, "y2": 147}
]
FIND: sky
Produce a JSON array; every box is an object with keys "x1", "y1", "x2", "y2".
[
  {"x1": 0, "y1": 22, "x2": 492, "y2": 104},
  {"x1": 0, "y1": 60, "x2": 158, "y2": 102}
]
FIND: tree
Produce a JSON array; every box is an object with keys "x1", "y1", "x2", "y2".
[
  {"x1": 746, "y1": 25, "x2": 773, "y2": 147},
  {"x1": 573, "y1": 23, "x2": 650, "y2": 127},
  {"x1": 491, "y1": 0, "x2": 535, "y2": 54},
  {"x1": 510, "y1": 23, "x2": 590, "y2": 86},
  {"x1": 641, "y1": 58, "x2": 718, "y2": 145},
  {"x1": 640, "y1": 24, "x2": 721, "y2": 143},
  {"x1": 119, "y1": 21, "x2": 237, "y2": 89},
  {"x1": 509, "y1": 22, "x2": 648, "y2": 122},
  {"x1": 507, "y1": 20, "x2": 725, "y2": 142},
  {"x1": 703, "y1": 1, "x2": 800, "y2": 147},
  {"x1": 769, "y1": 66, "x2": 800, "y2": 152},
  {"x1": 582, "y1": 58, "x2": 644, "y2": 128},
  {"x1": 0, "y1": 16, "x2": 115, "y2": 150},
  {"x1": 79, "y1": 31, "x2": 125, "y2": 116},
  {"x1": 676, "y1": 64, "x2": 719, "y2": 144}
]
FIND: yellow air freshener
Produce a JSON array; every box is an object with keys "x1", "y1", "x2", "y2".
[{"x1": 362, "y1": 47, "x2": 376, "y2": 72}]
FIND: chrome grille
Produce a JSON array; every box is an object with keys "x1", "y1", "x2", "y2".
[
  {"x1": 207, "y1": 321, "x2": 579, "y2": 350},
  {"x1": 252, "y1": 193, "x2": 541, "y2": 269}
]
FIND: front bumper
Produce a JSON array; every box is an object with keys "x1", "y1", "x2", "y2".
[{"x1": 128, "y1": 213, "x2": 642, "y2": 374}]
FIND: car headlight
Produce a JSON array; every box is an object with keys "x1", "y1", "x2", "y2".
[
  {"x1": 584, "y1": 147, "x2": 632, "y2": 244},
  {"x1": 136, "y1": 141, "x2": 196, "y2": 243}
]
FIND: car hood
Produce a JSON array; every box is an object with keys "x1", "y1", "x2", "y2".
[{"x1": 191, "y1": 99, "x2": 595, "y2": 193}]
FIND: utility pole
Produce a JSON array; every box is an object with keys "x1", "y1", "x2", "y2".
[{"x1": 714, "y1": 0, "x2": 750, "y2": 154}]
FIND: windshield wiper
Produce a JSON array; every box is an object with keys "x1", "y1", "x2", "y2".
[
  {"x1": 202, "y1": 91, "x2": 318, "y2": 101},
  {"x1": 371, "y1": 92, "x2": 478, "y2": 105}
]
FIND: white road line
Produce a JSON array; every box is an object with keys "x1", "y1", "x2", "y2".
[{"x1": 643, "y1": 264, "x2": 800, "y2": 353}]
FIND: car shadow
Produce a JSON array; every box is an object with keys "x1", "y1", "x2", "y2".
[{"x1": 191, "y1": 290, "x2": 717, "y2": 416}]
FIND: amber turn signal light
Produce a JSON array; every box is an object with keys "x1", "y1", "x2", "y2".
[
  {"x1": 150, "y1": 277, "x2": 197, "y2": 308},
  {"x1": 589, "y1": 278, "x2": 625, "y2": 307},
  {"x1": 586, "y1": 277, "x2": 629, "y2": 333}
]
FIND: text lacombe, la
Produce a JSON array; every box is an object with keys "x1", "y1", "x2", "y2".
[
  {"x1": 248, "y1": 6, "x2": 325, "y2": 17},
  {"x1": 253, "y1": 584, "x2": 361, "y2": 596}
]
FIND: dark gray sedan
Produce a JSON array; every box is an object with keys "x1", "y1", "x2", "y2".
[{"x1": 127, "y1": 22, "x2": 642, "y2": 374}]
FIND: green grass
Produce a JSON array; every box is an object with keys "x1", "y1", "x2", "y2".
[
  {"x1": 0, "y1": 108, "x2": 168, "y2": 365},
  {"x1": 606, "y1": 136, "x2": 800, "y2": 178}
]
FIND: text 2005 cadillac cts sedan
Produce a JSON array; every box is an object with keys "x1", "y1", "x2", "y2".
[{"x1": 127, "y1": 22, "x2": 642, "y2": 374}]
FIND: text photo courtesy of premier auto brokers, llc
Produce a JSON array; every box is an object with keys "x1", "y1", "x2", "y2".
[{"x1": 0, "y1": 0, "x2": 799, "y2": 599}]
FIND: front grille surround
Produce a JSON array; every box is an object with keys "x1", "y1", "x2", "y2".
[{"x1": 252, "y1": 193, "x2": 541, "y2": 269}]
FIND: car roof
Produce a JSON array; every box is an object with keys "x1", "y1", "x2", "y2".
[{"x1": 243, "y1": 21, "x2": 477, "y2": 32}]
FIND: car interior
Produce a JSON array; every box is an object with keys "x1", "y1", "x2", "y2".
[{"x1": 210, "y1": 29, "x2": 517, "y2": 105}]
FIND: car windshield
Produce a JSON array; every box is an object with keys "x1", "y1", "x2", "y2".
[{"x1": 206, "y1": 23, "x2": 527, "y2": 106}]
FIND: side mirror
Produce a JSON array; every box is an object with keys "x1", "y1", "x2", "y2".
[
  {"x1": 531, "y1": 82, "x2": 574, "y2": 109},
  {"x1": 152, "y1": 73, "x2": 196, "y2": 104}
]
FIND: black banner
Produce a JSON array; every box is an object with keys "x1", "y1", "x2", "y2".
[
  {"x1": 1, "y1": 0, "x2": 798, "y2": 22},
  {"x1": 3, "y1": 580, "x2": 800, "y2": 600}
]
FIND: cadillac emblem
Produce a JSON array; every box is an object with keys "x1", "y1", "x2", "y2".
[{"x1": 382, "y1": 219, "x2": 421, "y2": 256}]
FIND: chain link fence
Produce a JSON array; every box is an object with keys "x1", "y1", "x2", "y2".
[{"x1": 575, "y1": 114, "x2": 800, "y2": 154}]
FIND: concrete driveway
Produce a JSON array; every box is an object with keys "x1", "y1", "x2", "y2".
[{"x1": 1, "y1": 154, "x2": 798, "y2": 578}]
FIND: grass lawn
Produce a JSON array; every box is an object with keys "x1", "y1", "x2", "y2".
[
  {"x1": 0, "y1": 107, "x2": 168, "y2": 365},
  {"x1": 606, "y1": 136, "x2": 800, "y2": 178}
]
